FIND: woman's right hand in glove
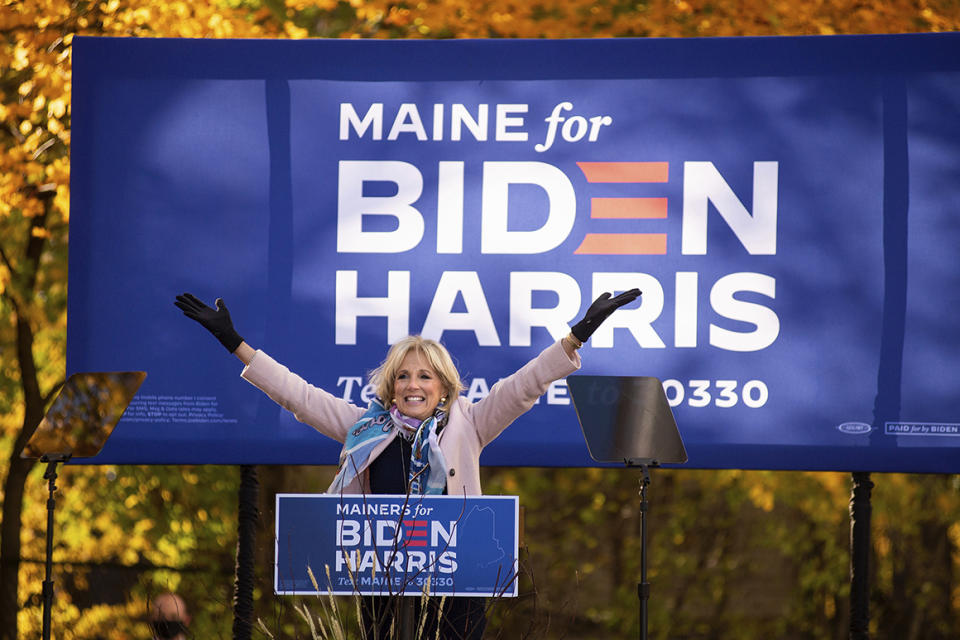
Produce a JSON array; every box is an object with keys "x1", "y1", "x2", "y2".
[{"x1": 174, "y1": 293, "x2": 244, "y2": 354}]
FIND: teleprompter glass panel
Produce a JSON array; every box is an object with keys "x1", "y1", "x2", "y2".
[
  {"x1": 568, "y1": 375, "x2": 687, "y2": 465},
  {"x1": 22, "y1": 372, "x2": 147, "y2": 459}
]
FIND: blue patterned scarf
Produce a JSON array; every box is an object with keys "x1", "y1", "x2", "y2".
[{"x1": 329, "y1": 398, "x2": 449, "y2": 495}]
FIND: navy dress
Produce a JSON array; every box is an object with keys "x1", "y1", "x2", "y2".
[{"x1": 362, "y1": 435, "x2": 487, "y2": 640}]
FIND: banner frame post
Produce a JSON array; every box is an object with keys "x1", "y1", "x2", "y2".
[{"x1": 849, "y1": 471, "x2": 874, "y2": 640}]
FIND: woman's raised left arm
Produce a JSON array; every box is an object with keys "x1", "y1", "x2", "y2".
[{"x1": 467, "y1": 288, "x2": 641, "y2": 447}]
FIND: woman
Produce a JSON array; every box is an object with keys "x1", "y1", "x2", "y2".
[{"x1": 174, "y1": 288, "x2": 639, "y2": 638}]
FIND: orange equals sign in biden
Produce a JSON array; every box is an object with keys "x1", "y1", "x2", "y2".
[
  {"x1": 402, "y1": 520, "x2": 429, "y2": 547},
  {"x1": 575, "y1": 162, "x2": 668, "y2": 255}
]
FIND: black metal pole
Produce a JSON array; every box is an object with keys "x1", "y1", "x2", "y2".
[
  {"x1": 849, "y1": 471, "x2": 873, "y2": 640},
  {"x1": 233, "y1": 464, "x2": 259, "y2": 640},
  {"x1": 40, "y1": 454, "x2": 69, "y2": 640},
  {"x1": 41, "y1": 461, "x2": 58, "y2": 640},
  {"x1": 638, "y1": 465, "x2": 651, "y2": 640},
  {"x1": 400, "y1": 598, "x2": 415, "y2": 640}
]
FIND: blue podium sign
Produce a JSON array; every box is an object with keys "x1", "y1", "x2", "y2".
[{"x1": 275, "y1": 494, "x2": 519, "y2": 597}]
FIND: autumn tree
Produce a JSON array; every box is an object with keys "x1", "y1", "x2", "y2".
[
  {"x1": 1, "y1": 7, "x2": 72, "y2": 638},
  {"x1": 278, "y1": 0, "x2": 960, "y2": 38},
  {"x1": 0, "y1": 3, "x2": 281, "y2": 638}
]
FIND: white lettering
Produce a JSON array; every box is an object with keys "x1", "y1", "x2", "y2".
[
  {"x1": 495, "y1": 104, "x2": 528, "y2": 141},
  {"x1": 467, "y1": 377, "x2": 489, "y2": 402},
  {"x1": 674, "y1": 272, "x2": 699, "y2": 348},
  {"x1": 536, "y1": 102, "x2": 612, "y2": 152},
  {"x1": 330, "y1": 269, "x2": 779, "y2": 351},
  {"x1": 336, "y1": 549, "x2": 360, "y2": 572},
  {"x1": 742, "y1": 380, "x2": 769, "y2": 407},
  {"x1": 438, "y1": 550, "x2": 458, "y2": 573},
  {"x1": 406, "y1": 551, "x2": 427, "y2": 572},
  {"x1": 337, "y1": 520, "x2": 360, "y2": 546},
  {"x1": 662, "y1": 379, "x2": 769, "y2": 409},
  {"x1": 432, "y1": 104, "x2": 444, "y2": 141},
  {"x1": 339, "y1": 103, "x2": 382, "y2": 140},
  {"x1": 337, "y1": 161, "x2": 424, "y2": 253},
  {"x1": 509, "y1": 272, "x2": 581, "y2": 347},
  {"x1": 562, "y1": 115, "x2": 588, "y2": 142},
  {"x1": 547, "y1": 380, "x2": 569, "y2": 405},
  {"x1": 436, "y1": 161, "x2": 464, "y2": 254},
  {"x1": 682, "y1": 161, "x2": 778, "y2": 255},
  {"x1": 588, "y1": 115, "x2": 613, "y2": 141},
  {"x1": 339, "y1": 103, "x2": 529, "y2": 142},
  {"x1": 376, "y1": 520, "x2": 398, "y2": 546},
  {"x1": 715, "y1": 380, "x2": 739, "y2": 408},
  {"x1": 387, "y1": 103, "x2": 428, "y2": 140},
  {"x1": 337, "y1": 376, "x2": 364, "y2": 402},
  {"x1": 589, "y1": 273, "x2": 665, "y2": 349},
  {"x1": 481, "y1": 162, "x2": 576, "y2": 254},
  {"x1": 421, "y1": 272, "x2": 500, "y2": 345},
  {"x1": 335, "y1": 270, "x2": 410, "y2": 345},
  {"x1": 451, "y1": 104, "x2": 487, "y2": 141},
  {"x1": 709, "y1": 272, "x2": 779, "y2": 352},
  {"x1": 688, "y1": 380, "x2": 711, "y2": 407},
  {"x1": 430, "y1": 521, "x2": 458, "y2": 547},
  {"x1": 536, "y1": 101, "x2": 571, "y2": 152}
]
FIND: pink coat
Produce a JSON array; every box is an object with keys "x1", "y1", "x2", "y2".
[{"x1": 240, "y1": 340, "x2": 581, "y2": 495}]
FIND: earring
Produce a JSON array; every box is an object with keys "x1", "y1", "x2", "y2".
[{"x1": 440, "y1": 396, "x2": 447, "y2": 405}]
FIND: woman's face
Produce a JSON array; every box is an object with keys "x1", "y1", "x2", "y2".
[{"x1": 393, "y1": 350, "x2": 444, "y2": 420}]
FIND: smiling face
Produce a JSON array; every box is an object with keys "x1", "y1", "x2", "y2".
[{"x1": 393, "y1": 350, "x2": 444, "y2": 420}]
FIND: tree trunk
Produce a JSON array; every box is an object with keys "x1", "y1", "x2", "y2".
[
  {"x1": 0, "y1": 191, "x2": 54, "y2": 640},
  {"x1": 0, "y1": 315, "x2": 45, "y2": 640},
  {"x1": 0, "y1": 457, "x2": 36, "y2": 640}
]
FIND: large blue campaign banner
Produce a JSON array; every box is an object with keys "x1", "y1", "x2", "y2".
[
  {"x1": 275, "y1": 494, "x2": 518, "y2": 597},
  {"x1": 69, "y1": 34, "x2": 960, "y2": 472}
]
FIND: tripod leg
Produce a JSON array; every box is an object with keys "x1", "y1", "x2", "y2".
[{"x1": 638, "y1": 466, "x2": 651, "y2": 640}]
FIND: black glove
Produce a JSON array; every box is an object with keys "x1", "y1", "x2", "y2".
[
  {"x1": 174, "y1": 293, "x2": 244, "y2": 353},
  {"x1": 571, "y1": 288, "x2": 642, "y2": 343}
]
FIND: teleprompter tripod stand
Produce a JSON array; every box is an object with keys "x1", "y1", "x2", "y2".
[
  {"x1": 567, "y1": 375, "x2": 687, "y2": 640},
  {"x1": 21, "y1": 371, "x2": 146, "y2": 640}
]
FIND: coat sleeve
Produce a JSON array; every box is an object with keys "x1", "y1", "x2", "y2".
[
  {"x1": 240, "y1": 350, "x2": 365, "y2": 444},
  {"x1": 465, "y1": 339, "x2": 581, "y2": 448}
]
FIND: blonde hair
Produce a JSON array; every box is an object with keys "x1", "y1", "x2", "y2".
[{"x1": 369, "y1": 336, "x2": 465, "y2": 409}]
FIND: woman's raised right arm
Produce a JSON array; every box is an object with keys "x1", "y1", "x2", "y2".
[
  {"x1": 239, "y1": 349, "x2": 362, "y2": 443},
  {"x1": 174, "y1": 293, "x2": 361, "y2": 442},
  {"x1": 234, "y1": 341, "x2": 255, "y2": 365},
  {"x1": 174, "y1": 293, "x2": 246, "y2": 354}
]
